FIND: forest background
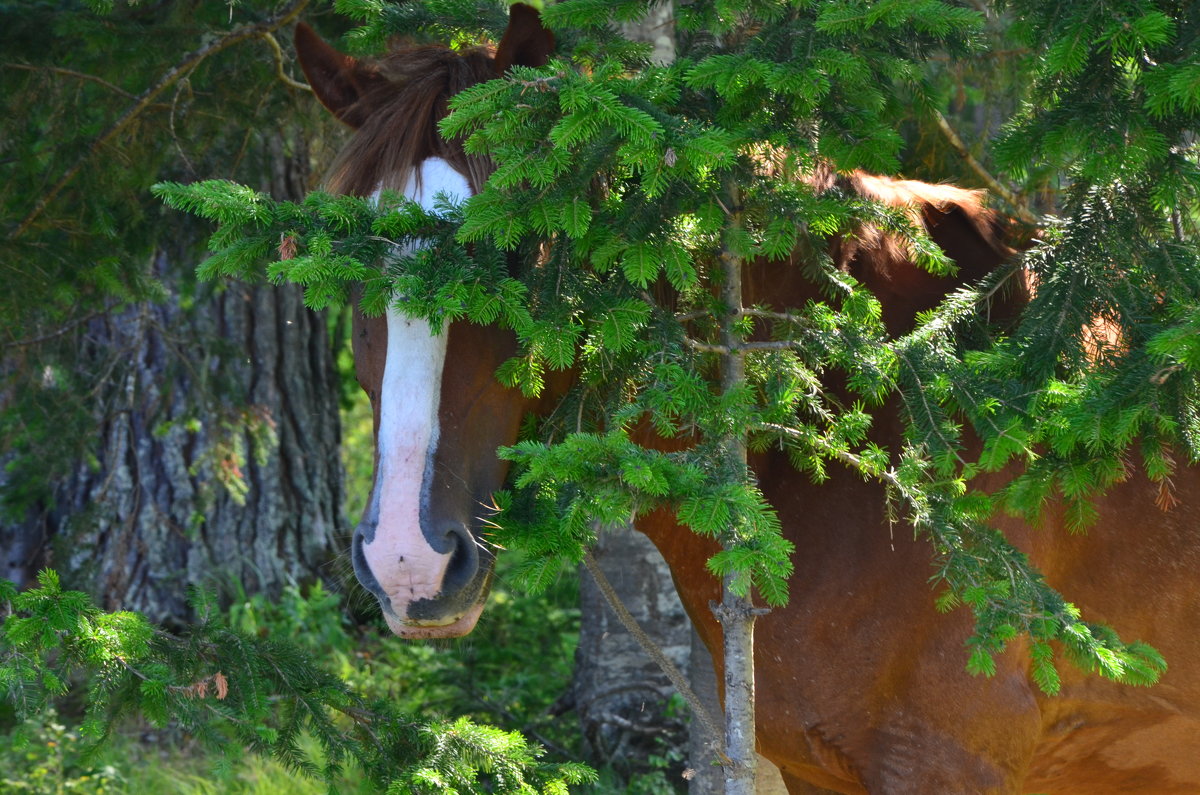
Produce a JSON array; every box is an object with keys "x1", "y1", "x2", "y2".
[{"x1": 2, "y1": 0, "x2": 1198, "y2": 793}]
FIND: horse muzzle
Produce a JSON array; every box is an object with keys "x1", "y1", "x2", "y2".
[{"x1": 352, "y1": 516, "x2": 494, "y2": 638}]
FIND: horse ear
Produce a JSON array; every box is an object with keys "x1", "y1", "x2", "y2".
[
  {"x1": 294, "y1": 22, "x2": 382, "y2": 129},
  {"x1": 494, "y1": 3, "x2": 555, "y2": 74}
]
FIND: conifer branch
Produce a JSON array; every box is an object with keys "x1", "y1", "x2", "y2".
[
  {"x1": 2, "y1": 312, "x2": 104, "y2": 349},
  {"x1": 756, "y1": 422, "x2": 908, "y2": 494},
  {"x1": 259, "y1": 31, "x2": 312, "y2": 92},
  {"x1": 738, "y1": 308, "x2": 812, "y2": 326},
  {"x1": 3, "y1": 63, "x2": 147, "y2": 102},
  {"x1": 11, "y1": 0, "x2": 310, "y2": 239},
  {"x1": 676, "y1": 308, "x2": 813, "y2": 327},
  {"x1": 683, "y1": 337, "x2": 813, "y2": 354},
  {"x1": 682, "y1": 337, "x2": 729, "y2": 354}
]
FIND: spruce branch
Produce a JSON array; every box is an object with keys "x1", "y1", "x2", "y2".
[
  {"x1": 2, "y1": 312, "x2": 105, "y2": 349},
  {"x1": 2, "y1": 63, "x2": 147, "y2": 102},
  {"x1": 258, "y1": 31, "x2": 312, "y2": 92},
  {"x1": 683, "y1": 337, "x2": 818, "y2": 354}
]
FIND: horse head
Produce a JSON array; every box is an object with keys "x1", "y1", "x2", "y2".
[{"x1": 295, "y1": 5, "x2": 554, "y2": 638}]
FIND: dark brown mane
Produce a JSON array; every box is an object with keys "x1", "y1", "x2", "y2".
[{"x1": 322, "y1": 43, "x2": 497, "y2": 197}]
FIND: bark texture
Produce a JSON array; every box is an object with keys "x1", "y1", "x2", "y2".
[{"x1": 2, "y1": 139, "x2": 344, "y2": 623}]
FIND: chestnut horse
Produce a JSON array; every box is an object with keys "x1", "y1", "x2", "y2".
[{"x1": 295, "y1": 7, "x2": 1200, "y2": 794}]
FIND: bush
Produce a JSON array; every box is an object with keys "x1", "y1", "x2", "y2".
[{"x1": 0, "y1": 571, "x2": 594, "y2": 794}]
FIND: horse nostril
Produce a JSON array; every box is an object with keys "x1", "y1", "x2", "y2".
[
  {"x1": 439, "y1": 523, "x2": 478, "y2": 595},
  {"x1": 351, "y1": 527, "x2": 389, "y2": 606}
]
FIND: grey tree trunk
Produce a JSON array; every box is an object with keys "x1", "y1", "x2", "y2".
[
  {"x1": 574, "y1": 527, "x2": 693, "y2": 782},
  {"x1": 1, "y1": 140, "x2": 344, "y2": 623},
  {"x1": 688, "y1": 636, "x2": 791, "y2": 795}
]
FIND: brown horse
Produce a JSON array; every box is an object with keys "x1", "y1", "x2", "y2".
[{"x1": 295, "y1": 7, "x2": 1200, "y2": 794}]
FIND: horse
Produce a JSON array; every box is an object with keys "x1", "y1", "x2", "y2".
[{"x1": 294, "y1": 7, "x2": 1200, "y2": 793}]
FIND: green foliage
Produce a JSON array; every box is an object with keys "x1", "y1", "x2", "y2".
[
  {"x1": 0, "y1": 708, "x2": 123, "y2": 794},
  {"x1": 155, "y1": 0, "x2": 1200, "y2": 702},
  {"x1": 0, "y1": 571, "x2": 595, "y2": 794}
]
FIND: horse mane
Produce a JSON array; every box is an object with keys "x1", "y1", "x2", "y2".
[
  {"x1": 805, "y1": 164, "x2": 1011, "y2": 266},
  {"x1": 322, "y1": 43, "x2": 497, "y2": 197},
  {"x1": 791, "y1": 164, "x2": 1029, "y2": 331}
]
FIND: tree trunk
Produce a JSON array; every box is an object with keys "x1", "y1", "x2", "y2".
[
  {"x1": 574, "y1": 526, "x2": 693, "y2": 782},
  {"x1": 688, "y1": 634, "x2": 791, "y2": 795},
  {"x1": 1, "y1": 139, "x2": 344, "y2": 623}
]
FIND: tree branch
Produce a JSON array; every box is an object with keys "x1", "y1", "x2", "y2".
[
  {"x1": 259, "y1": 31, "x2": 312, "y2": 92},
  {"x1": 4, "y1": 63, "x2": 144, "y2": 102},
  {"x1": 581, "y1": 551, "x2": 729, "y2": 762},
  {"x1": 12, "y1": 0, "x2": 310, "y2": 240},
  {"x1": 683, "y1": 337, "x2": 810, "y2": 354},
  {"x1": 2, "y1": 312, "x2": 103, "y2": 349},
  {"x1": 931, "y1": 109, "x2": 1039, "y2": 227}
]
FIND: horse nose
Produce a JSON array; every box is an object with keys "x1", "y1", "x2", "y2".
[
  {"x1": 351, "y1": 518, "x2": 483, "y2": 613},
  {"x1": 437, "y1": 521, "x2": 479, "y2": 596},
  {"x1": 351, "y1": 525, "x2": 391, "y2": 607}
]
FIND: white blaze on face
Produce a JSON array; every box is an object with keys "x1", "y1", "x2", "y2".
[{"x1": 361, "y1": 158, "x2": 472, "y2": 623}]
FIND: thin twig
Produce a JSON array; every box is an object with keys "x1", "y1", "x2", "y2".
[
  {"x1": 4, "y1": 63, "x2": 142, "y2": 101},
  {"x1": 737, "y1": 308, "x2": 809, "y2": 325},
  {"x1": 756, "y1": 421, "x2": 908, "y2": 493},
  {"x1": 682, "y1": 337, "x2": 729, "y2": 354},
  {"x1": 581, "y1": 551, "x2": 729, "y2": 763},
  {"x1": 2, "y1": 312, "x2": 103, "y2": 349},
  {"x1": 683, "y1": 336, "x2": 809, "y2": 354},
  {"x1": 12, "y1": 0, "x2": 310, "y2": 239},
  {"x1": 675, "y1": 308, "x2": 812, "y2": 326},
  {"x1": 931, "y1": 109, "x2": 1038, "y2": 227},
  {"x1": 169, "y1": 74, "x2": 197, "y2": 177},
  {"x1": 259, "y1": 31, "x2": 312, "y2": 92}
]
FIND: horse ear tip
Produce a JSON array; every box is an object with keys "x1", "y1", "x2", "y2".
[{"x1": 294, "y1": 21, "x2": 318, "y2": 46}]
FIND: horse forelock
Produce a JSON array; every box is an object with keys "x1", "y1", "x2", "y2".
[{"x1": 323, "y1": 43, "x2": 497, "y2": 198}]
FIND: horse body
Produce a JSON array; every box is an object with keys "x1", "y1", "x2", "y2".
[
  {"x1": 639, "y1": 388, "x2": 1200, "y2": 793},
  {"x1": 295, "y1": 8, "x2": 1200, "y2": 792}
]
